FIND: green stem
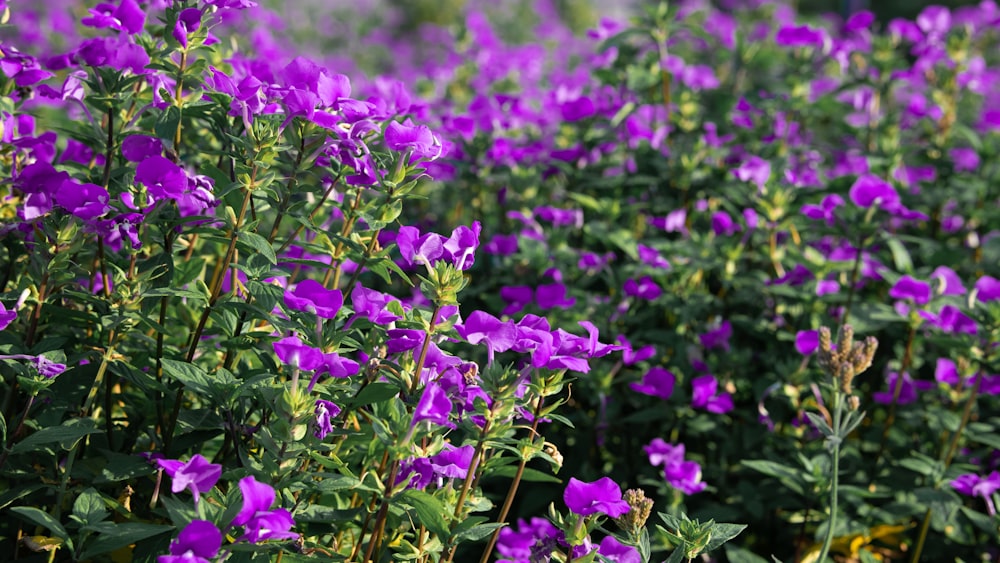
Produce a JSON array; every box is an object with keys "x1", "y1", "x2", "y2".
[
  {"x1": 911, "y1": 367, "x2": 985, "y2": 563},
  {"x1": 815, "y1": 390, "x2": 843, "y2": 563}
]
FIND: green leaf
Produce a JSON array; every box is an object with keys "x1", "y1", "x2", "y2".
[
  {"x1": 705, "y1": 522, "x2": 747, "y2": 552},
  {"x1": 398, "y1": 489, "x2": 450, "y2": 540},
  {"x1": 10, "y1": 507, "x2": 70, "y2": 543},
  {"x1": 71, "y1": 488, "x2": 108, "y2": 527},
  {"x1": 885, "y1": 237, "x2": 913, "y2": 274},
  {"x1": 10, "y1": 419, "x2": 99, "y2": 454},
  {"x1": 237, "y1": 231, "x2": 277, "y2": 265},
  {"x1": 724, "y1": 545, "x2": 772, "y2": 563},
  {"x1": 491, "y1": 465, "x2": 561, "y2": 484},
  {"x1": 349, "y1": 382, "x2": 400, "y2": 407},
  {"x1": 664, "y1": 547, "x2": 686, "y2": 563},
  {"x1": 78, "y1": 523, "x2": 173, "y2": 559},
  {"x1": 161, "y1": 358, "x2": 214, "y2": 398}
]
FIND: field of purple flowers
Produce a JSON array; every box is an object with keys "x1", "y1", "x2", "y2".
[{"x1": 0, "y1": 0, "x2": 998, "y2": 562}]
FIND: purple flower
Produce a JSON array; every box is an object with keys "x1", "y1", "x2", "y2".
[
  {"x1": 563, "y1": 477, "x2": 630, "y2": 518},
  {"x1": 560, "y1": 96, "x2": 597, "y2": 121},
  {"x1": 975, "y1": 276, "x2": 1000, "y2": 301},
  {"x1": 935, "y1": 358, "x2": 960, "y2": 385},
  {"x1": 795, "y1": 330, "x2": 819, "y2": 355},
  {"x1": 121, "y1": 135, "x2": 163, "y2": 162},
  {"x1": 775, "y1": 24, "x2": 828, "y2": 49},
  {"x1": 429, "y1": 444, "x2": 475, "y2": 479},
  {"x1": 313, "y1": 399, "x2": 341, "y2": 440},
  {"x1": 691, "y1": 374, "x2": 733, "y2": 414},
  {"x1": 644, "y1": 439, "x2": 706, "y2": 494},
  {"x1": 412, "y1": 382, "x2": 454, "y2": 429},
  {"x1": 0, "y1": 302, "x2": 17, "y2": 331},
  {"x1": 598, "y1": 535, "x2": 641, "y2": 563},
  {"x1": 735, "y1": 156, "x2": 771, "y2": 192},
  {"x1": 637, "y1": 244, "x2": 670, "y2": 269},
  {"x1": 951, "y1": 472, "x2": 1000, "y2": 515},
  {"x1": 351, "y1": 287, "x2": 403, "y2": 325},
  {"x1": 816, "y1": 279, "x2": 840, "y2": 296},
  {"x1": 873, "y1": 372, "x2": 933, "y2": 405},
  {"x1": 273, "y1": 335, "x2": 323, "y2": 371},
  {"x1": 801, "y1": 194, "x2": 844, "y2": 226},
  {"x1": 848, "y1": 174, "x2": 899, "y2": 210},
  {"x1": 496, "y1": 518, "x2": 561, "y2": 560},
  {"x1": 699, "y1": 320, "x2": 732, "y2": 352},
  {"x1": 444, "y1": 222, "x2": 481, "y2": 270},
  {"x1": 231, "y1": 476, "x2": 297, "y2": 543},
  {"x1": 711, "y1": 211, "x2": 739, "y2": 236},
  {"x1": 136, "y1": 156, "x2": 187, "y2": 199},
  {"x1": 536, "y1": 283, "x2": 576, "y2": 309},
  {"x1": 159, "y1": 520, "x2": 221, "y2": 563},
  {"x1": 172, "y1": 8, "x2": 203, "y2": 48},
  {"x1": 931, "y1": 266, "x2": 966, "y2": 296},
  {"x1": 500, "y1": 285, "x2": 533, "y2": 316},
  {"x1": 629, "y1": 367, "x2": 675, "y2": 400},
  {"x1": 889, "y1": 275, "x2": 932, "y2": 305},
  {"x1": 284, "y1": 279, "x2": 343, "y2": 319},
  {"x1": 484, "y1": 233, "x2": 518, "y2": 256},
  {"x1": 623, "y1": 276, "x2": 662, "y2": 300},
  {"x1": 455, "y1": 311, "x2": 517, "y2": 364},
  {"x1": 950, "y1": 147, "x2": 980, "y2": 172},
  {"x1": 617, "y1": 335, "x2": 656, "y2": 366},
  {"x1": 157, "y1": 454, "x2": 222, "y2": 503},
  {"x1": 385, "y1": 120, "x2": 442, "y2": 161},
  {"x1": 81, "y1": 0, "x2": 145, "y2": 35},
  {"x1": 919, "y1": 305, "x2": 977, "y2": 334}
]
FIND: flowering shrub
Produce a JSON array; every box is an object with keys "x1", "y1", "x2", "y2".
[{"x1": 0, "y1": 0, "x2": 999, "y2": 562}]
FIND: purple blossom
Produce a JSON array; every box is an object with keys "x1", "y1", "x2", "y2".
[
  {"x1": 711, "y1": 211, "x2": 739, "y2": 236},
  {"x1": 455, "y1": 311, "x2": 516, "y2": 364},
  {"x1": 629, "y1": 367, "x2": 675, "y2": 400},
  {"x1": 598, "y1": 536, "x2": 641, "y2": 563},
  {"x1": 284, "y1": 279, "x2": 343, "y2": 319},
  {"x1": 159, "y1": 520, "x2": 221, "y2": 563},
  {"x1": 500, "y1": 285, "x2": 533, "y2": 316},
  {"x1": 873, "y1": 372, "x2": 933, "y2": 405},
  {"x1": 849, "y1": 174, "x2": 899, "y2": 210},
  {"x1": 795, "y1": 330, "x2": 820, "y2": 355},
  {"x1": 429, "y1": 444, "x2": 475, "y2": 479},
  {"x1": 563, "y1": 477, "x2": 630, "y2": 517},
  {"x1": 889, "y1": 275, "x2": 932, "y2": 305},
  {"x1": 172, "y1": 8, "x2": 203, "y2": 48},
  {"x1": 976, "y1": 276, "x2": 1000, "y2": 301},
  {"x1": 775, "y1": 24, "x2": 828, "y2": 50},
  {"x1": 536, "y1": 283, "x2": 575, "y2": 309},
  {"x1": 949, "y1": 147, "x2": 980, "y2": 172},
  {"x1": 121, "y1": 135, "x2": 163, "y2": 162},
  {"x1": 801, "y1": 194, "x2": 844, "y2": 226},
  {"x1": 919, "y1": 305, "x2": 977, "y2": 334},
  {"x1": 644, "y1": 439, "x2": 706, "y2": 494},
  {"x1": 156, "y1": 454, "x2": 221, "y2": 503},
  {"x1": 0, "y1": 302, "x2": 15, "y2": 331},
  {"x1": 273, "y1": 335, "x2": 323, "y2": 371},
  {"x1": 637, "y1": 244, "x2": 670, "y2": 269},
  {"x1": 385, "y1": 120, "x2": 443, "y2": 161},
  {"x1": 496, "y1": 518, "x2": 561, "y2": 561},
  {"x1": 231, "y1": 476, "x2": 297, "y2": 543},
  {"x1": 136, "y1": 155, "x2": 187, "y2": 199},
  {"x1": 735, "y1": 156, "x2": 771, "y2": 192},
  {"x1": 81, "y1": 0, "x2": 145, "y2": 35},
  {"x1": 617, "y1": 334, "x2": 656, "y2": 366},
  {"x1": 699, "y1": 320, "x2": 733, "y2": 352},
  {"x1": 351, "y1": 287, "x2": 403, "y2": 325},
  {"x1": 412, "y1": 382, "x2": 454, "y2": 429},
  {"x1": 935, "y1": 358, "x2": 960, "y2": 385},
  {"x1": 951, "y1": 472, "x2": 1000, "y2": 515},
  {"x1": 483, "y1": 233, "x2": 518, "y2": 256},
  {"x1": 623, "y1": 276, "x2": 661, "y2": 300},
  {"x1": 931, "y1": 266, "x2": 966, "y2": 296},
  {"x1": 691, "y1": 374, "x2": 733, "y2": 414},
  {"x1": 313, "y1": 399, "x2": 341, "y2": 440}
]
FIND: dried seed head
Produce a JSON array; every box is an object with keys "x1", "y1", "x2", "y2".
[
  {"x1": 847, "y1": 395, "x2": 861, "y2": 411},
  {"x1": 614, "y1": 488, "x2": 654, "y2": 536}
]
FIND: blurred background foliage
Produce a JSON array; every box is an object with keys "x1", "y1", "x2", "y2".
[{"x1": 384, "y1": 0, "x2": 985, "y2": 38}]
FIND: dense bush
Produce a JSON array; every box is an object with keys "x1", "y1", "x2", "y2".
[{"x1": 0, "y1": 1, "x2": 998, "y2": 562}]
